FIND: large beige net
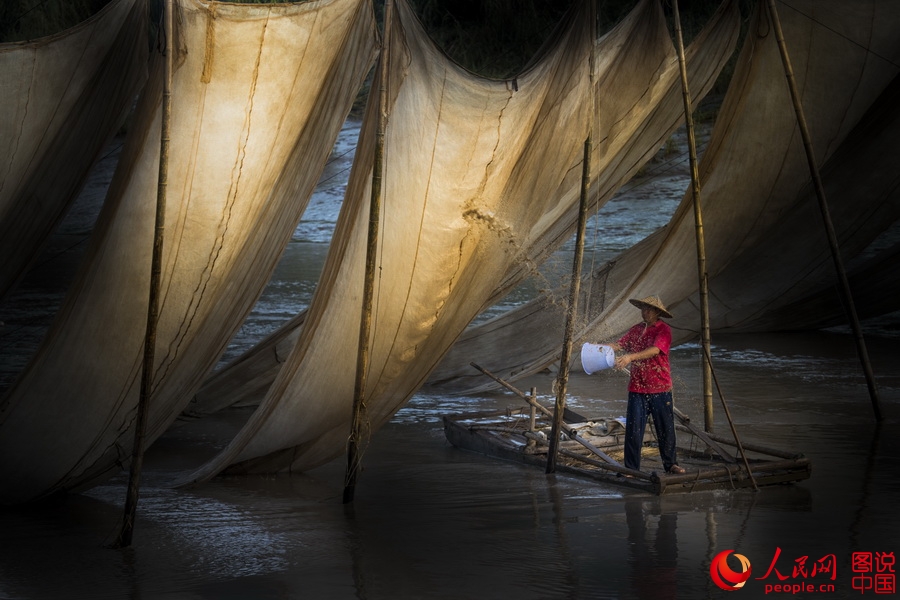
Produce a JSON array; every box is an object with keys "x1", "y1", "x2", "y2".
[
  {"x1": 431, "y1": 0, "x2": 900, "y2": 394},
  {"x1": 0, "y1": 0, "x2": 377, "y2": 504},
  {"x1": 0, "y1": 0, "x2": 148, "y2": 299},
  {"x1": 180, "y1": 0, "x2": 740, "y2": 481}
]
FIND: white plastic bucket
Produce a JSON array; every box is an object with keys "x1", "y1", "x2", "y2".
[{"x1": 581, "y1": 343, "x2": 615, "y2": 374}]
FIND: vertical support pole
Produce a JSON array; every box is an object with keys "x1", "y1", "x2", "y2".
[
  {"x1": 529, "y1": 388, "x2": 537, "y2": 432},
  {"x1": 766, "y1": 0, "x2": 882, "y2": 422},
  {"x1": 672, "y1": 0, "x2": 714, "y2": 432},
  {"x1": 548, "y1": 1, "x2": 597, "y2": 473},
  {"x1": 116, "y1": 0, "x2": 173, "y2": 548},
  {"x1": 527, "y1": 387, "x2": 537, "y2": 451},
  {"x1": 344, "y1": 0, "x2": 392, "y2": 503},
  {"x1": 547, "y1": 136, "x2": 592, "y2": 473}
]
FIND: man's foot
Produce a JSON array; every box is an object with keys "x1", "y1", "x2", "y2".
[{"x1": 667, "y1": 464, "x2": 686, "y2": 474}]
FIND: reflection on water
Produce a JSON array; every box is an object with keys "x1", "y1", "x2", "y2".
[
  {"x1": 2, "y1": 355, "x2": 895, "y2": 599},
  {"x1": 625, "y1": 498, "x2": 677, "y2": 599}
]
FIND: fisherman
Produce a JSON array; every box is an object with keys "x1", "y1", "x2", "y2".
[{"x1": 607, "y1": 296, "x2": 685, "y2": 475}]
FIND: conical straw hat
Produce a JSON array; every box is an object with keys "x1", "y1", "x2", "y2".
[{"x1": 628, "y1": 295, "x2": 673, "y2": 319}]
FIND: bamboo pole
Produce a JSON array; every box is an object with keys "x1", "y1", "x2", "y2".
[
  {"x1": 766, "y1": 0, "x2": 882, "y2": 422},
  {"x1": 547, "y1": 1, "x2": 596, "y2": 475},
  {"x1": 344, "y1": 0, "x2": 392, "y2": 504},
  {"x1": 701, "y1": 344, "x2": 758, "y2": 491},
  {"x1": 671, "y1": 0, "x2": 713, "y2": 433},
  {"x1": 468, "y1": 363, "x2": 622, "y2": 468},
  {"x1": 115, "y1": 0, "x2": 173, "y2": 548},
  {"x1": 672, "y1": 406, "x2": 735, "y2": 463},
  {"x1": 529, "y1": 395, "x2": 622, "y2": 468},
  {"x1": 656, "y1": 457, "x2": 809, "y2": 486},
  {"x1": 672, "y1": 1, "x2": 756, "y2": 490},
  {"x1": 547, "y1": 135, "x2": 592, "y2": 474},
  {"x1": 529, "y1": 388, "x2": 537, "y2": 432},
  {"x1": 695, "y1": 429, "x2": 805, "y2": 460},
  {"x1": 471, "y1": 362, "x2": 530, "y2": 398},
  {"x1": 529, "y1": 431, "x2": 647, "y2": 480},
  {"x1": 527, "y1": 387, "x2": 537, "y2": 450}
]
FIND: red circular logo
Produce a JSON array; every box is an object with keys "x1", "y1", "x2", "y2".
[{"x1": 710, "y1": 550, "x2": 753, "y2": 591}]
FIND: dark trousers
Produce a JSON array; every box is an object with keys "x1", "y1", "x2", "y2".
[{"x1": 624, "y1": 391, "x2": 677, "y2": 472}]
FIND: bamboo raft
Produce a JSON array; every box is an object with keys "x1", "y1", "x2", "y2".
[{"x1": 443, "y1": 367, "x2": 811, "y2": 495}]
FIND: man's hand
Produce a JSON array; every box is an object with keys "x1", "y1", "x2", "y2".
[{"x1": 616, "y1": 346, "x2": 660, "y2": 370}]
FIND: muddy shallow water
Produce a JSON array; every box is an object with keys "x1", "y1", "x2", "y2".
[{"x1": 1, "y1": 121, "x2": 898, "y2": 599}]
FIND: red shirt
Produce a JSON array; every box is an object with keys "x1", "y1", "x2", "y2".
[{"x1": 617, "y1": 320, "x2": 672, "y2": 393}]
